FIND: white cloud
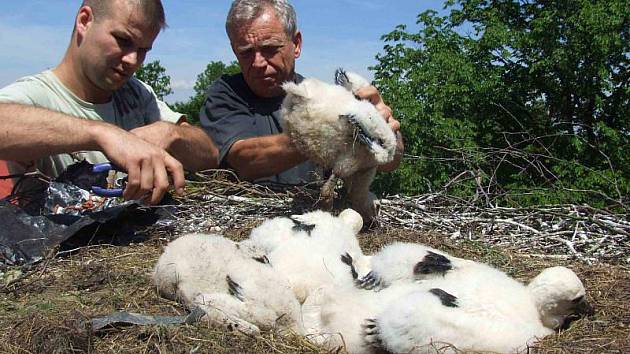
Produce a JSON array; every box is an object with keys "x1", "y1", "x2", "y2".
[{"x1": 171, "y1": 79, "x2": 196, "y2": 90}]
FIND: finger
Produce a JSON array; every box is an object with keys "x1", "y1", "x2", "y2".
[
  {"x1": 355, "y1": 86, "x2": 381, "y2": 105},
  {"x1": 389, "y1": 117, "x2": 401, "y2": 132},
  {"x1": 123, "y1": 163, "x2": 141, "y2": 201},
  {"x1": 355, "y1": 86, "x2": 393, "y2": 120},
  {"x1": 377, "y1": 104, "x2": 393, "y2": 121},
  {"x1": 164, "y1": 153, "x2": 186, "y2": 195},
  {"x1": 139, "y1": 158, "x2": 154, "y2": 202},
  {"x1": 149, "y1": 159, "x2": 170, "y2": 205}
]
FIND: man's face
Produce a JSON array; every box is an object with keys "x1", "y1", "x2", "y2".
[
  {"x1": 230, "y1": 8, "x2": 302, "y2": 98},
  {"x1": 77, "y1": 1, "x2": 159, "y2": 96}
]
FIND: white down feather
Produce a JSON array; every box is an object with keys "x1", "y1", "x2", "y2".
[
  {"x1": 152, "y1": 233, "x2": 303, "y2": 335},
  {"x1": 302, "y1": 241, "x2": 590, "y2": 354},
  {"x1": 244, "y1": 208, "x2": 370, "y2": 304},
  {"x1": 281, "y1": 72, "x2": 397, "y2": 222}
]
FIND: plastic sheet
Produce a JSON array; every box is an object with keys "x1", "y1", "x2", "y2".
[
  {"x1": 90, "y1": 308, "x2": 204, "y2": 331},
  {"x1": 0, "y1": 161, "x2": 174, "y2": 267}
]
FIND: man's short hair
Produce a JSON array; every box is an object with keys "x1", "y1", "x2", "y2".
[
  {"x1": 226, "y1": 0, "x2": 298, "y2": 41},
  {"x1": 82, "y1": 0, "x2": 167, "y2": 30}
]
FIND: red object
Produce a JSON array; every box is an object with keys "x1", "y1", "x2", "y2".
[{"x1": 0, "y1": 160, "x2": 13, "y2": 198}]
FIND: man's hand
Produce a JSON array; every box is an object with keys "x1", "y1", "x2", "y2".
[
  {"x1": 130, "y1": 121, "x2": 220, "y2": 172},
  {"x1": 355, "y1": 86, "x2": 401, "y2": 135},
  {"x1": 0, "y1": 104, "x2": 186, "y2": 204},
  {"x1": 355, "y1": 85, "x2": 404, "y2": 172},
  {"x1": 95, "y1": 125, "x2": 185, "y2": 205}
]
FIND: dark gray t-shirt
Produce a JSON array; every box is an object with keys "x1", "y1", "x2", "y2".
[{"x1": 200, "y1": 73, "x2": 321, "y2": 188}]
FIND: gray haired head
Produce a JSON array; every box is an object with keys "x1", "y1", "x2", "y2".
[{"x1": 226, "y1": 0, "x2": 298, "y2": 40}]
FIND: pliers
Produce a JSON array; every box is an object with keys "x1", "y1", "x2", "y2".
[{"x1": 91, "y1": 162, "x2": 126, "y2": 197}]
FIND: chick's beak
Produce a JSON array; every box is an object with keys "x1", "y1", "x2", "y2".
[
  {"x1": 575, "y1": 297, "x2": 594, "y2": 316},
  {"x1": 561, "y1": 297, "x2": 594, "y2": 330}
]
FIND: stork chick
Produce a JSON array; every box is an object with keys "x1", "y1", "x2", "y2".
[
  {"x1": 365, "y1": 266, "x2": 592, "y2": 353},
  {"x1": 153, "y1": 233, "x2": 302, "y2": 335},
  {"x1": 244, "y1": 208, "x2": 370, "y2": 303},
  {"x1": 281, "y1": 70, "x2": 396, "y2": 222}
]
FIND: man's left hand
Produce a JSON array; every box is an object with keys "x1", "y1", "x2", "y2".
[
  {"x1": 355, "y1": 86, "x2": 400, "y2": 134},
  {"x1": 356, "y1": 85, "x2": 404, "y2": 172}
]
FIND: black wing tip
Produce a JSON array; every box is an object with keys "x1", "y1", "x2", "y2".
[
  {"x1": 363, "y1": 318, "x2": 385, "y2": 349},
  {"x1": 226, "y1": 275, "x2": 244, "y2": 301},
  {"x1": 290, "y1": 217, "x2": 316, "y2": 235},
  {"x1": 356, "y1": 270, "x2": 382, "y2": 290},
  {"x1": 341, "y1": 252, "x2": 359, "y2": 279},
  {"x1": 414, "y1": 251, "x2": 453, "y2": 276},
  {"x1": 429, "y1": 288, "x2": 458, "y2": 308},
  {"x1": 252, "y1": 255, "x2": 270, "y2": 265},
  {"x1": 334, "y1": 67, "x2": 348, "y2": 86}
]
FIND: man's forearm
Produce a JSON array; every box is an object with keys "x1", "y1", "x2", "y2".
[
  {"x1": 0, "y1": 103, "x2": 102, "y2": 161},
  {"x1": 227, "y1": 134, "x2": 307, "y2": 181},
  {"x1": 168, "y1": 122, "x2": 219, "y2": 172}
]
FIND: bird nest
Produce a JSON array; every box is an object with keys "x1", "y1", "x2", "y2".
[
  {"x1": 1, "y1": 170, "x2": 628, "y2": 353},
  {"x1": 158, "y1": 170, "x2": 630, "y2": 265}
]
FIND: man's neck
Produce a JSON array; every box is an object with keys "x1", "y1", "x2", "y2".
[{"x1": 53, "y1": 56, "x2": 112, "y2": 104}]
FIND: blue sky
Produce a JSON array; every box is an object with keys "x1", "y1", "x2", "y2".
[{"x1": 0, "y1": 1, "x2": 447, "y2": 103}]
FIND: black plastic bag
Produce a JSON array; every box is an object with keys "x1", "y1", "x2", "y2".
[{"x1": 0, "y1": 161, "x2": 175, "y2": 267}]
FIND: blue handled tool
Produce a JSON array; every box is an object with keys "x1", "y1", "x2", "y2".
[{"x1": 91, "y1": 162, "x2": 125, "y2": 197}]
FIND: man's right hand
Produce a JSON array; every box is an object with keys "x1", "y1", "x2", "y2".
[
  {"x1": 95, "y1": 125, "x2": 186, "y2": 205},
  {"x1": 0, "y1": 103, "x2": 186, "y2": 204}
]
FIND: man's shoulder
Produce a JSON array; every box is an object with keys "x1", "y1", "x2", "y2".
[
  {"x1": 209, "y1": 72, "x2": 246, "y2": 96},
  {"x1": 119, "y1": 76, "x2": 155, "y2": 100},
  {"x1": 0, "y1": 71, "x2": 59, "y2": 105},
  {"x1": 206, "y1": 72, "x2": 256, "y2": 109}
]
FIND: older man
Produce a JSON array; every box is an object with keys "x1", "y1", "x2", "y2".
[
  {"x1": 200, "y1": 0, "x2": 403, "y2": 188},
  {"x1": 0, "y1": 0, "x2": 219, "y2": 203}
]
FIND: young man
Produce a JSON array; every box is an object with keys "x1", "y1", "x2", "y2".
[
  {"x1": 0, "y1": 0, "x2": 219, "y2": 204},
  {"x1": 200, "y1": 0, "x2": 403, "y2": 188}
]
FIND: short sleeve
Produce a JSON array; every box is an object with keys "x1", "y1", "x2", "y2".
[
  {"x1": 199, "y1": 77, "x2": 260, "y2": 165},
  {"x1": 0, "y1": 80, "x2": 40, "y2": 105},
  {"x1": 134, "y1": 79, "x2": 183, "y2": 124}
]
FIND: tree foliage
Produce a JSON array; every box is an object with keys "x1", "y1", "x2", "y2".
[
  {"x1": 171, "y1": 61, "x2": 241, "y2": 125},
  {"x1": 134, "y1": 60, "x2": 173, "y2": 100},
  {"x1": 372, "y1": 0, "x2": 630, "y2": 208}
]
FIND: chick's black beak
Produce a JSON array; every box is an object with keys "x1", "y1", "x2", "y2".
[
  {"x1": 560, "y1": 297, "x2": 594, "y2": 330},
  {"x1": 575, "y1": 297, "x2": 594, "y2": 316}
]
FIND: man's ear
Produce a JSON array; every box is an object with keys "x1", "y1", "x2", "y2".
[
  {"x1": 293, "y1": 31, "x2": 302, "y2": 59},
  {"x1": 75, "y1": 6, "x2": 95, "y2": 39}
]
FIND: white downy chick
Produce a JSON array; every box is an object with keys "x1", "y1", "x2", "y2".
[
  {"x1": 153, "y1": 233, "x2": 303, "y2": 335},
  {"x1": 365, "y1": 265, "x2": 592, "y2": 353},
  {"x1": 281, "y1": 71, "x2": 396, "y2": 222},
  {"x1": 252, "y1": 209, "x2": 369, "y2": 303}
]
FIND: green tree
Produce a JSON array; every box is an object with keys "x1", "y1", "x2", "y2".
[
  {"x1": 372, "y1": 0, "x2": 629, "y2": 208},
  {"x1": 134, "y1": 60, "x2": 173, "y2": 100},
  {"x1": 172, "y1": 61, "x2": 241, "y2": 125}
]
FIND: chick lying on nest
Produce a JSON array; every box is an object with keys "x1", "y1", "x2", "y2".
[
  {"x1": 153, "y1": 234, "x2": 303, "y2": 335},
  {"x1": 281, "y1": 69, "x2": 397, "y2": 223},
  {"x1": 302, "y1": 243, "x2": 593, "y2": 354}
]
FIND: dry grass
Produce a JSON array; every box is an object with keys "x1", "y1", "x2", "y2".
[
  {"x1": 1, "y1": 177, "x2": 628, "y2": 353},
  {"x1": 1, "y1": 224, "x2": 628, "y2": 354}
]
